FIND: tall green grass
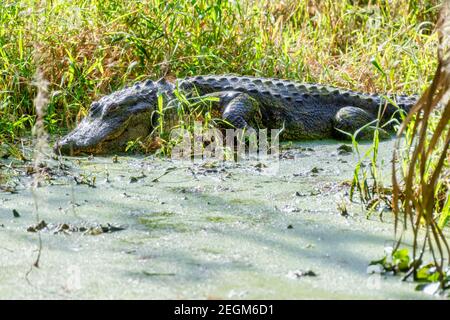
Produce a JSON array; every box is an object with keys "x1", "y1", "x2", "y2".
[
  {"x1": 359, "y1": 2, "x2": 449, "y2": 293},
  {"x1": 390, "y1": 2, "x2": 450, "y2": 287},
  {"x1": 0, "y1": 0, "x2": 440, "y2": 148}
]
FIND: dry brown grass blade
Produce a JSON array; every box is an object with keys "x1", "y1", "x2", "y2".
[{"x1": 392, "y1": 0, "x2": 450, "y2": 284}]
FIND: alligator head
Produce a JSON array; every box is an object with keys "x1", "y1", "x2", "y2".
[{"x1": 54, "y1": 80, "x2": 170, "y2": 155}]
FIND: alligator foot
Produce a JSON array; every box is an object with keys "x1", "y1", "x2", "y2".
[
  {"x1": 332, "y1": 106, "x2": 389, "y2": 140},
  {"x1": 220, "y1": 92, "x2": 260, "y2": 131}
]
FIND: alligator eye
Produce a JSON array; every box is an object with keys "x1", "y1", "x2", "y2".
[
  {"x1": 107, "y1": 103, "x2": 120, "y2": 113},
  {"x1": 89, "y1": 102, "x2": 101, "y2": 116}
]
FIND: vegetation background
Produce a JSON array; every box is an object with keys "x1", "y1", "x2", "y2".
[{"x1": 0, "y1": 0, "x2": 441, "y2": 145}]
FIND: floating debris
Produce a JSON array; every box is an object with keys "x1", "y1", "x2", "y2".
[
  {"x1": 337, "y1": 144, "x2": 353, "y2": 155},
  {"x1": 336, "y1": 200, "x2": 350, "y2": 218},
  {"x1": 142, "y1": 271, "x2": 176, "y2": 277},
  {"x1": 0, "y1": 185, "x2": 18, "y2": 194},
  {"x1": 310, "y1": 166, "x2": 323, "y2": 174},
  {"x1": 254, "y1": 162, "x2": 268, "y2": 169},
  {"x1": 287, "y1": 270, "x2": 317, "y2": 279},
  {"x1": 12, "y1": 209, "x2": 20, "y2": 218},
  {"x1": 73, "y1": 174, "x2": 96, "y2": 188},
  {"x1": 151, "y1": 167, "x2": 177, "y2": 182},
  {"x1": 280, "y1": 205, "x2": 301, "y2": 213},
  {"x1": 26, "y1": 221, "x2": 126, "y2": 235},
  {"x1": 27, "y1": 220, "x2": 48, "y2": 232}
]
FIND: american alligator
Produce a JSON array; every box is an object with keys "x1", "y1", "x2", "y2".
[{"x1": 54, "y1": 75, "x2": 417, "y2": 155}]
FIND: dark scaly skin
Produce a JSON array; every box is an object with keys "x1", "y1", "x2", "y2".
[{"x1": 54, "y1": 75, "x2": 418, "y2": 155}]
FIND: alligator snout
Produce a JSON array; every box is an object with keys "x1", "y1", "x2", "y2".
[
  {"x1": 54, "y1": 135, "x2": 89, "y2": 156},
  {"x1": 53, "y1": 113, "x2": 147, "y2": 156},
  {"x1": 53, "y1": 117, "x2": 111, "y2": 155},
  {"x1": 53, "y1": 131, "x2": 97, "y2": 156},
  {"x1": 53, "y1": 138, "x2": 73, "y2": 155}
]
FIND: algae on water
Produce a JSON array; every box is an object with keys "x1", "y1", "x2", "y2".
[{"x1": 0, "y1": 140, "x2": 434, "y2": 299}]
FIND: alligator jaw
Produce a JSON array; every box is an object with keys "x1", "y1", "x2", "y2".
[{"x1": 54, "y1": 116, "x2": 130, "y2": 156}]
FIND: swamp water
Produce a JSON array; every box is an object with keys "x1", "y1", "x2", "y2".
[{"x1": 0, "y1": 139, "x2": 436, "y2": 299}]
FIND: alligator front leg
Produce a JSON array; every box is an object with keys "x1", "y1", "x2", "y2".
[
  {"x1": 219, "y1": 92, "x2": 260, "y2": 131},
  {"x1": 332, "y1": 106, "x2": 389, "y2": 140},
  {"x1": 193, "y1": 91, "x2": 260, "y2": 130}
]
